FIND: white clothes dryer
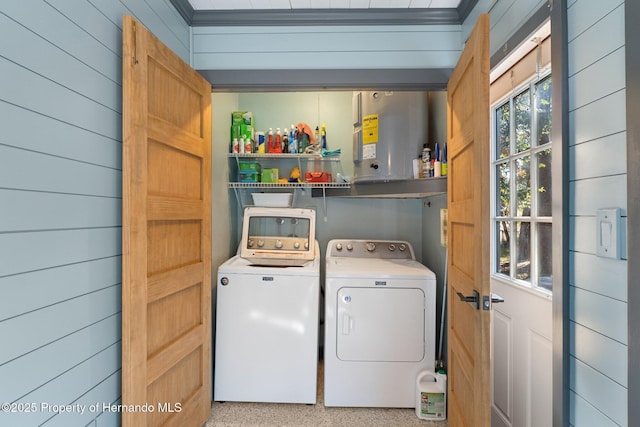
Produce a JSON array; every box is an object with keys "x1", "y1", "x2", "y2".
[
  {"x1": 214, "y1": 208, "x2": 320, "y2": 404},
  {"x1": 324, "y1": 239, "x2": 436, "y2": 408}
]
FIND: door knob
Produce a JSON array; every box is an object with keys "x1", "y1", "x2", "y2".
[
  {"x1": 482, "y1": 293, "x2": 505, "y2": 310},
  {"x1": 457, "y1": 290, "x2": 480, "y2": 310}
]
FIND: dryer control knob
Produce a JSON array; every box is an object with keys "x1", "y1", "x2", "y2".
[
  {"x1": 335, "y1": 243, "x2": 343, "y2": 251},
  {"x1": 220, "y1": 277, "x2": 229, "y2": 286},
  {"x1": 346, "y1": 243, "x2": 354, "y2": 251},
  {"x1": 275, "y1": 239, "x2": 283, "y2": 249},
  {"x1": 294, "y1": 241, "x2": 300, "y2": 249},
  {"x1": 247, "y1": 239, "x2": 254, "y2": 248},
  {"x1": 399, "y1": 243, "x2": 407, "y2": 252},
  {"x1": 257, "y1": 240, "x2": 265, "y2": 247},
  {"x1": 388, "y1": 244, "x2": 396, "y2": 251},
  {"x1": 304, "y1": 241, "x2": 309, "y2": 250},
  {"x1": 366, "y1": 242, "x2": 376, "y2": 252}
]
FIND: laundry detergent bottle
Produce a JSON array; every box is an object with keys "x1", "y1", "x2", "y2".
[{"x1": 415, "y1": 370, "x2": 447, "y2": 421}]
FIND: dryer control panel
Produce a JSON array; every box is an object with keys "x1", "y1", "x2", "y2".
[{"x1": 327, "y1": 239, "x2": 415, "y2": 260}]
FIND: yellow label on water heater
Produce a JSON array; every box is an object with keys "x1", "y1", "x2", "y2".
[{"x1": 363, "y1": 114, "x2": 378, "y2": 144}]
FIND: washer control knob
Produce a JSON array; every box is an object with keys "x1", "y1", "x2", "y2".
[
  {"x1": 399, "y1": 243, "x2": 407, "y2": 252},
  {"x1": 257, "y1": 240, "x2": 265, "y2": 248},
  {"x1": 304, "y1": 241, "x2": 309, "y2": 250},
  {"x1": 275, "y1": 239, "x2": 283, "y2": 249},
  {"x1": 247, "y1": 239, "x2": 254, "y2": 248},
  {"x1": 336, "y1": 243, "x2": 343, "y2": 251},
  {"x1": 220, "y1": 277, "x2": 229, "y2": 286},
  {"x1": 366, "y1": 242, "x2": 376, "y2": 252},
  {"x1": 294, "y1": 241, "x2": 300, "y2": 249},
  {"x1": 346, "y1": 243, "x2": 354, "y2": 251},
  {"x1": 388, "y1": 244, "x2": 396, "y2": 251}
]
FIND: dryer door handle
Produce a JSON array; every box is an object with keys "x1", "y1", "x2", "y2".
[{"x1": 342, "y1": 314, "x2": 352, "y2": 335}]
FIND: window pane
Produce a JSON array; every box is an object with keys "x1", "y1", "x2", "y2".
[
  {"x1": 537, "y1": 223, "x2": 553, "y2": 291},
  {"x1": 535, "y1": 75, "x2": 552, "y2": 146},
  {"x1": 497, "y1": 221, "x2": 510, "y2": 276},
  {"x1": 496, "y1": 102, "x2": 510, "y2": 159},
  {"x1": 515, "y1": 90, "x2": 531, "y2": 152},
  {"x1": 536, "y1": 149, "x2": 552, "y2": 216},
  {"x1": 497, "y1": 162, "x2": 510, "y2": 216},
  {"x1": 516, "y1": 155, "x2": 531, "y2": 216},
  {"x1": 515, "y1": 221, "x2": 531, "y2": 282}
]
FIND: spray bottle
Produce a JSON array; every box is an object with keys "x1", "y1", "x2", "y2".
[
  {"x1": 434, "y1": 142, "x2": 441, "y2": 177},
  {"x1": 267, "y1": 128, "x2": 274, "y2": 153},
  {"x1": 274, "y1": 128, "x2": 282, "y2": 153},
  {"x1": 289, "y1": 125, "x2": 298, "y2": 153},
  {"x1": 321, "y1": 123, "x2": 327, "y2": 149},
  {"x1": 282, "y1": 128, "x2": 289, "y2": 153}
]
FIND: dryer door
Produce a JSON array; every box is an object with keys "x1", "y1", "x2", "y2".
[{"x1": 337, "y1": 287, "x2": 425, "y2": 362}]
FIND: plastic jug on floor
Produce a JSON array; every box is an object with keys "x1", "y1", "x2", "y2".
[{"x1": 415, "y1": 370, "x2": 447, "y2": 421}]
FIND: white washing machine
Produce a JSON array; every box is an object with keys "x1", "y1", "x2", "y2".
[
  {"x1": 324, "y1": 239, "x2": 436, "y2": 407},
  {"x1": 214, "y1": 207, "x2": 320, "y2": 404}
]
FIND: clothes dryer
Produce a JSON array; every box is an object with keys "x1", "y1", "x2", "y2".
[{"x1": 324, "y1": 239, "x2": 436, "y2": 407}]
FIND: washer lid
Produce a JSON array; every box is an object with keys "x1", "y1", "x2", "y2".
[
  {"x1": 240, "y1": 207, "x2": 316, "y2": 266},
  {"x1": 219, "y1": 250, "x2": 320, "y2": 276}
]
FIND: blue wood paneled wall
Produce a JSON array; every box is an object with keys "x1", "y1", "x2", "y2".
[
  {"x1": 566, "y1": 1, "x2": 628, "y2": 426},
  {"x1": 0, "y1": 1, "x2": 189, "y2": 426},
  {"x1": 192, "y1": 24, "x2": 462, "y2": 70}
]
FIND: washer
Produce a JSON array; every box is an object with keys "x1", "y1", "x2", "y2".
[
  {"x1": 214, "y1": 208, "x2": 320, "y2": 404},
  {"x1": 324, "y1": 239, "x2": 436, "y2": 407}
]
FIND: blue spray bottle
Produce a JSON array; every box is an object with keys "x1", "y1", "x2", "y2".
[{"x1": 289, "y1": 124, "x2": 297, "y2": 153}]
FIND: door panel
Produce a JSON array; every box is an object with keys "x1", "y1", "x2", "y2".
[
  {"x1": 447, "y1": 14, "x2": 491, "y2": 427},
  {"x1": 122, "y1": 15, "x2": 212, "y2": 427},
  {"x1": 337, "y1": 287, "x2": 425, "y2": 362},
  {"x1": 492, "y1": 310, "x2": 512, "y2": 427},
  {"x1": 491, "y1": 280, "x2": 552, "y2": 427}
]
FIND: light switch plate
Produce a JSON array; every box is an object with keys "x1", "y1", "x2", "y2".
[{"x1": 596, "y1": 208, "x2": 621, "y2": 259}]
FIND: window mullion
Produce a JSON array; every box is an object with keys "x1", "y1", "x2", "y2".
[
  {"x1": 531, "y1": 219, "x2": 538, "y2": 288},
  {"x1": 530, "y1": 80, "x2": 538, "y2": 287},
  {"x1": 509, "y1": 96, "x2": 517, "y2": 281}
]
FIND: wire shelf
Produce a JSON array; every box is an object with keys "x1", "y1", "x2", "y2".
[
  {"x1": 227, "y1": 153, "x2": 341, "y2": 161},
  {"x1": 228, "y1": 182, "x2": 350, "y2": 189}
]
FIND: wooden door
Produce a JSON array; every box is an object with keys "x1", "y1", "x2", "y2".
[
  {"x1": 122, "y1": 16, "x2": 212, "y2": 427},
  {"x1": 446, "y1": 14, "x2": 491, "y2": 427}
]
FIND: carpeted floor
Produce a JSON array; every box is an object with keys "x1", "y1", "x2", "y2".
[{"x1": 205, "y1": 362, "x2": 449, "y2": 427}]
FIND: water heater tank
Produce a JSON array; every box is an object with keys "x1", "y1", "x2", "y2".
[{"x1": 353, "y1": 91, "x2": 429, "y2": 182}]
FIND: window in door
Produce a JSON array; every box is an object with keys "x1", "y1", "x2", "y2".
[{"x1": 492, "y1": 73, "x2": 552, "y2": 292}]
